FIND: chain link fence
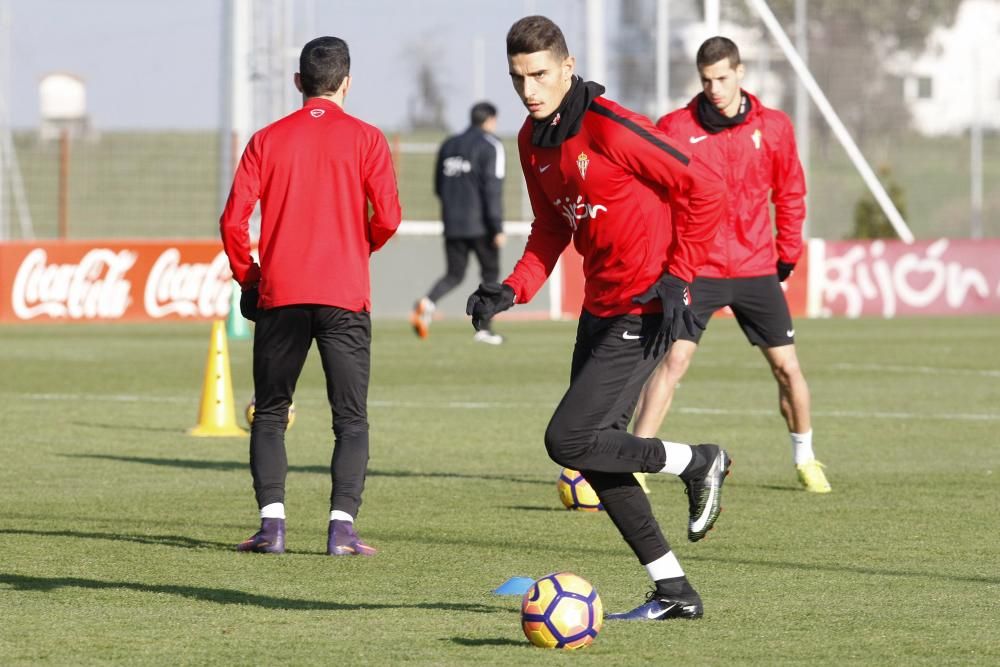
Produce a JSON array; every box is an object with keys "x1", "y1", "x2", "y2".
[{"x1": 11, "y1": 130, "x2": 220, "y2": 239}]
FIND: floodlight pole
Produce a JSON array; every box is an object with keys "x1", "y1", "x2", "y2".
[
  {"x1": 0, "y1": 0, "x2": 9, "y2": 240},
  {"x1": 585, "y1": 0, "x2": 606, "y2": 84},
  {"x1": 655, "y1": 0, "x2": 670, "y2": 118},
  {"x1": 705, "y1": 0, "x2": 720, "y2": 36},
  {"x1": 747, "y1": 0, "x2": 915, "y2": 243},
  {"x1": 219, "y1": 0, "x2": 253, "y2": 213},
  {"x1": 970, "y1": 47, "x2": 983, "y2": 239},
  {"x1": 0, "y1": 0, "x2": 32, "y2": 240},
  {"x1": 794, "y1": 0, "x2": 810, "y2": 238},
  {"x1": 473, "y1": 35, "x2": 486, "y2": 101}
]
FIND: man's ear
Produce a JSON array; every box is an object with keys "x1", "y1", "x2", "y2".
[
  {"x1": 562, "y1": 55, "x2": 576, "y2": 82},
  {"x1": 340, "y1": 74, "x2": 352, "y2": 97},
  {"x1": 294, "y1": 72, "x2": 303, "y2": 93}
]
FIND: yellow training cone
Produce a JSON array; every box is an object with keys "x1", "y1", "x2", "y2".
[{"x1": 189, "y1": 320, "x2": 247, "y2": 437}]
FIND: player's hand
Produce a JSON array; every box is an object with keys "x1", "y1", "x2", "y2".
[
  {"x1": 777, "y1": 261, "x2": 795, "y2": 282},
  {"x1": 240, "y1": 284, "x2": 259, "y2": 322},
  {"x1": 243, "y1": 263, "x2": 261, "y2": 286},
  {"x1": 632, "y1": 272, "x2": 704, "y2": 352},
  {"x1": 465, "y1": 282, "x2": 515, "y2": 331}
]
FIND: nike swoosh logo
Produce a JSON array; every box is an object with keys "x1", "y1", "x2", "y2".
[
  {"x1": 689, "y1": 135, "x2": 708, "y2": 144},
  {"x1": 539, "y1": 164, "x2": 551, "y2": 173},
  {"x1": 622, "y1": 332, "x2": 643, "y2": 340},
  {"x1": 647, "y1": 602, "x2": 679, "y2": 619},
  {"x1": 690, "y1": 483, "x2": 717, "y2": 533},
  {"x1": 690, "y1": 453, "x2": 726, "y2": 532},
  {"x1": 786, "y1": 329, "x2": 795, "y2": 337}
]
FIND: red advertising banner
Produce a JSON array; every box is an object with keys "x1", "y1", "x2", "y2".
[
  {"x1": 808, "y1": 238, "x2": 1000, "y2": 317},
  {"x1": 4, "y1": 237, "x2": 996, "y2": 323},
  {"x1": 0, "y1": 240, "x2": 234, "y2": 322}
]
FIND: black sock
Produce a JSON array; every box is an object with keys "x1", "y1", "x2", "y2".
[
  {"x1": 679, "y1": 444, "x2": 711, "y2": 479},
  {"x1": 655, "y1": 576, "x2": 699, "y2": 601}
]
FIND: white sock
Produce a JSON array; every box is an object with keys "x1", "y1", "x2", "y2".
[
  {"x1": 644, "y1": 551, "x2": 685, "y2": 581},
  {"x1": 658, "y1": 441, "x2": 693, "y2": 475},
  {"x1": 260, "y1": 502, "x2": 285, "y2": 519},
  {"x1": 330, "y1": 510, "x2": 354, "y2": 523},
  {"x1": 791, "y1": 430, "x2": 815, "y2": 465}
]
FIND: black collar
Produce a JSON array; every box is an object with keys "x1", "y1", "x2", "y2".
[
  {"x1": 696, "y1": 92, "x2": 751, "y2": 134},
  {"x1": 531, "y1": 76, "x2": 606, "y2": 148}
]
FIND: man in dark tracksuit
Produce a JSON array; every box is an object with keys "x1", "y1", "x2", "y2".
[
  {"x1": 412, "y1": 102, "x2": 506, "y2": 344},
  {"x1": 220, "y1": 37, "x2": 400, "y2": 556},
  {"x1": 467, "y1": 16, "x2": 731, "y2": 621}
]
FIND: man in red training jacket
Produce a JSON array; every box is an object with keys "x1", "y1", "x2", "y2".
[
  {"x1": 220, "y1": 36, "x2": 401, "y2": 557},
  {"x1": 632, "y1": 37, "x2": 830, "y2": 495},
  {"x1": 467, "y1": 16, "x2": 730, "y2": 621}
]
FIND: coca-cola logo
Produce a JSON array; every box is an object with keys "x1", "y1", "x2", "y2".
[
  {"x1": 143, "y1": 248, "x2": 233, "y2": 318},
  {"x1": 11, "y1": 247, "x2": 136, "y2": 319}
]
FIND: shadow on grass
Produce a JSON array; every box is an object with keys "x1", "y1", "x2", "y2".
[
  {"x1": 756, "y1": 484, "x2": 804, "y2": 493},
  {"x1": 63, "y1": 453, "x2": 551, "y2": 485},
  {"x1": 4, "y1": 524, "x2": 623, "y2": 559},
  {"x1": 71, "y1": 421, "x2": 186, "y2": 434},
  {"x1": 447, "y1": 637, "x2": 524, "y2": 647},
  {"x1": 687, "y1": 554, "x2": 1000, "y2": 586},
  {"x1": 504, "y1": 505, "x2": 568, "y2": 512},
  {"x1": 0, "y1": 573, "x2": 506, "y2": 614},
  {"x1": 0, "y1": 528, "x2": 232, "y2": 551}
]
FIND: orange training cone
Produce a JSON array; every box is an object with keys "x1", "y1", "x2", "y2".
[{"x1": 189, "y1": 320, "x2": 247, "y2": 437}]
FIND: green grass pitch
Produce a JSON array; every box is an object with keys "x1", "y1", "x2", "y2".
[{"x1": 0, "y1": 316, "x2": 997, "y2": 664}]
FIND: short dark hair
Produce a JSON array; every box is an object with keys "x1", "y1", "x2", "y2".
[
  {"x1": 299, "y1": 36, "x2": 350, "y2": 97},
  {"x1": 506, "y1": 15, "x2": 568, "y2": 60},
  {"x1": 470, "y1": 102, "x2": 497, "y2": 127},
  {"x1": 696, "y1": 36, "x2": 741, "y2": 70}
]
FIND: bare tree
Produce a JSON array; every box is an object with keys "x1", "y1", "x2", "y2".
[{"x1": 404, "y1": 37, "x2": 449, "y2": 132}]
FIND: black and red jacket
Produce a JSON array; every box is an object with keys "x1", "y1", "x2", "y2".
[
  {"x1": 657, "y1": 92, "x2": 805, "y2": 278},
  {"x1": 504, "y1": 79, "x2": 726, "y2": 317},
  {"x1": 220, "y1": 98, "x2": 401, "y2": 312}
]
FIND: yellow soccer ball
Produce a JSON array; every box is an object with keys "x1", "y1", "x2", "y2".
[
  {"x1": 245, "y1": 395, "x2": 296, "y2": 430},
  {"x1": 556, "y1": 468, "x2": 603, "y2": 511},
  {"x1": 521, "y1": 572, "x2": 603, "y2": 649}
]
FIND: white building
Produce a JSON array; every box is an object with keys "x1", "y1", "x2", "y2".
[{"x1": 900, "y1": 0, "x2": 1000, "y2": 136}]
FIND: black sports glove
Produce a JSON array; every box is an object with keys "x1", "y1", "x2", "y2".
[
  {"x1": 632, "y1": 272, "x2": 705, "y2": 352},
  {"x1": 239, "y1": 285, "x2": 259, "y2": 322},
  {"x1": 465, "y1": 282, "x2": 515, "y2": 331},
  {"x1": 777, "y1": 261, "x2": 795, "y2": 282}
]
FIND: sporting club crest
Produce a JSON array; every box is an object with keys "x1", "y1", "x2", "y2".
[{"x1": 577, "y1": 152, "x2": 590, "y2": 180}]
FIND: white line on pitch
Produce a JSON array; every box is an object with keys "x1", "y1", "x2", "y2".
[
  {"x1": 8, "y1": 392, "x2": 1000, "y2": 422},
  {"x1": 677, "y1": 406, "x2": 1000, "y2": 422},
  {"x1": 828, "y1": 362, "x2": 1000, "y2": 378}
]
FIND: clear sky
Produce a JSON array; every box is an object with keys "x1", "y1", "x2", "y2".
[{"x1": 8, "y1": 0, "x2": 598, "y2": 135}]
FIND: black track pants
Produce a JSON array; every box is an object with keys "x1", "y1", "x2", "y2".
[
  {"x1": 250, "y1": 305, "x2": 371, "y2": 518},
  {"x1": 544, "y1": 310, "x2": 674, "y2": 565}
]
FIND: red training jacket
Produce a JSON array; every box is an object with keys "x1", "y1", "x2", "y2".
[
  {"x1": 505, "y1": 97, "x2": 726, "y2": 317},
  {"x1": 220, "y1": 97, "x2": 401, "y2": 312},
  {"x1": 657, "y1": 92, "x2": 805, "y2": 278}
]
